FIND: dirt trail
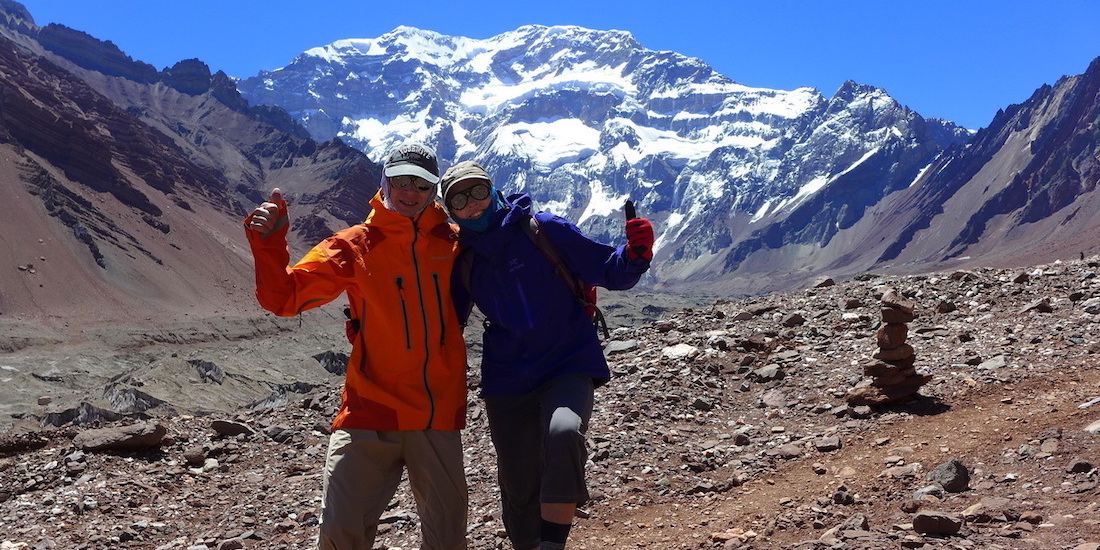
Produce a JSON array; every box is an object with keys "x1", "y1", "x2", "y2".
[{"x1": 576, "y1": 365, "x2": 1100, "y2": 549}]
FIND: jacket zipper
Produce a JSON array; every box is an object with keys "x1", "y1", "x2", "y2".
[
  {"x1": 432, "y1": 273, "x2": 446, "y2": 346},
  {"x1": 410, "y1": 219, "x2": 436, "y2": 429},
  {"x1": 395, "y1": 277, "x2": 412, "y2": 350}
]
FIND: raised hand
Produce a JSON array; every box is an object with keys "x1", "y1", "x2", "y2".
[
  {"x1": 247, "y1": 188, "x2": 287, "y2": 235},
  {"x1": 626, "y1": 218, "x2": 654, "y2": 261}
]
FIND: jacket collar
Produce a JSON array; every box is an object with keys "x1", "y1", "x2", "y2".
[{"x1": 460, "y1": 193, "x2": 533, "y2": 251}]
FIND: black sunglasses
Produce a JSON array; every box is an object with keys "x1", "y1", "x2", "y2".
[
  {"x1": 390, "y1": 175, "x2": 436, "y2": 192},
  {"x1": 447, "y1": 184, "x2": 491, "y2": 210}
]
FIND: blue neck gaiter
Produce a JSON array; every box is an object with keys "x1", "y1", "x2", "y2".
[{"x1": 453, "y1": 191, "x2": 506, "y2": 233}]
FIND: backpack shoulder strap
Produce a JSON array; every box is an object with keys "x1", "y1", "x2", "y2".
[
  {"x1": 523, "y1": 216, "x2": 610, "y2": 339},
  {"x1": 523, "y1": 216, "x2": 583, "y2": 297}
]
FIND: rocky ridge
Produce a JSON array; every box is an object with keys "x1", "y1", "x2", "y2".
[
  {"x1": 0, "y1": 5, "x2": 385, "y2": 333},
  {"x1": 2, "y1": 260, "x2": 1100, "y2": 549}
]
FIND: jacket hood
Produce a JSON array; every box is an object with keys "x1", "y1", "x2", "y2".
[
  {"x1": 500, "y1": 193, "x2": 533, "y2": 225},
  {"x1": 366, "y1": 190, "x2": 450, "y2": 230}
]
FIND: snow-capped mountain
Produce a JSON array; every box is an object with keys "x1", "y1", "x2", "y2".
[
  {"x1": 237, "y1": 26, "x2": 972, "y2": 292},
  {"x1": 4, "y1": 0, "x2": 1096, "y2": 305}
]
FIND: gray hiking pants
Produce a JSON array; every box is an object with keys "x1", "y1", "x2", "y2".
[{"x1": 484, "y1": 374, "x2": 595, "y2": 549}]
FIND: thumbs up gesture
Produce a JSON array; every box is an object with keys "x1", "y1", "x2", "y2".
[
  {"x1": 623, "y1": 199, "x2": 653, "y2": 262},
  {"x1": 247, "y1": 188, "x2": 288, "y2": 236},
  {"x1": 625, "y1": 218, "x2": 654, "y2": 261}
]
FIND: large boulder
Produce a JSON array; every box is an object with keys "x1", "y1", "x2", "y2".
[{"x1": 72, "y1": 422, "x2": 167, "y2": 452}]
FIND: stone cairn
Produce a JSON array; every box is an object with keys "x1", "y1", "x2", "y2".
[{"x1": 847, "y1": 287, "x2": 932, "y2": 406}]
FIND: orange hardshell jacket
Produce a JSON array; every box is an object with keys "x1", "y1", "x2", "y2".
[{"x1": 244, "y1": 191, "x2": 467, "y2": 432}]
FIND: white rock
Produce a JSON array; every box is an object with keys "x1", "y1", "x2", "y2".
[{"x1": 662, "y1": 343, "x2": 700, "y2": 360}]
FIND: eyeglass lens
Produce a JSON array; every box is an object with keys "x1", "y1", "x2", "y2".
[
  {"x1": 391, "y1": 176, "x2": 434, "y2": 191},
  {"x1": 449, "y1": 184, "x2": 490, "y2": 210}
]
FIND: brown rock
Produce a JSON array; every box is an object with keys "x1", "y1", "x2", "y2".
[
  {"x1": 881, "y1": 306, "x2": 916, "y2": 324},
  {"x1": 1067, "y1": 457, "x2": 1093, "y2": 473},
  {"x1": 881, "y1": 288, "x2": 916, "y2": 313},
  {"x1": 862, "y1": 356, "x2": 916, "y2": 376},
  {"x1": 873, "y1": 344, "x2": 915, "y2": 362},
  {"x1": 962, "y1": 497, "x2": 1017, "y2": 523},
  {"x1": 738, "y1": 333, "x2": 774, "y2": 352},
  {"x1": 876, "y1": 323, "x2": 909, "y2": 350},
  {"x1": 1020, "y1": 298, "x2": 1053, "y2": 313},
  {"x1": 72, "y1": 422, "x2": 167, "y2": 452},
  {"x1": 814, "y1": 436, "x2": 842, "y2": 452},
  {"x1": 747, "y1": 304, "x2": 777, "y2": 316},
  {"x1": 1020, "y1": 510, "x2": 1044, "y2": 524},
  {"x1": 771, "y1": 443, "x2": 803, "y2": 459},
  {"x1": 912, "y1": 511, "x2": 963, "y2": 535},
  {"x1": 212, "y1": 420, "x2": 254, "y2": 437},
  {"x1": 846, "y1": 374, "x2": 931, "y2": 405},
  {"x1": 184, "y1": 446, "x2": 207, "y2": 466},
  {"x1": 871, "y1": 367, "x2": 919, "y2": 388},
  {"x1": 948, "y1": 270, "x2": 977, "y2": 281}
]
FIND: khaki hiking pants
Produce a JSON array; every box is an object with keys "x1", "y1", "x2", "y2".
[{"x1": 318, "y1": 428, "x2": 467, "y2": 550}]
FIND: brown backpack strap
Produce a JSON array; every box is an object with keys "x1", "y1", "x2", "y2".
[{"x1": 523, "y1": 216, "x2": 609, "y2": 339}]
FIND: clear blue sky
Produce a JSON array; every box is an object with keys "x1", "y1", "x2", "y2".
[{"x1": 17, "y1": 0, "x2": 1100, "y2": 130}]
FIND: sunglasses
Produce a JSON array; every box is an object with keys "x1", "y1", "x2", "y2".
[
  {"x1": 447, "y1": 183, "x2": 491, "y2": 210},
  {"x1": 390, "y1": 175, "x2": 436, "y2": 192}
]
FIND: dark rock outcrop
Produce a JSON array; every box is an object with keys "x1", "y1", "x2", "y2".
[{"x1": 37, "y1": 23, "x2": 159, "y2": 83}]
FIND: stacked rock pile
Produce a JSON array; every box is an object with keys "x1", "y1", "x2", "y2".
[{"x1": 847, "y1": 287, "x2": 932, "y2": 406}]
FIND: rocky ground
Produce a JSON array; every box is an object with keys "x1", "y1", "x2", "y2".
[{"x1": 2, "y1": 262, "x2": 1100, "y2": 550}]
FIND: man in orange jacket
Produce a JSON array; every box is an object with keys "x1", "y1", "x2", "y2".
[{"x1": 245, "y1": 143, "x2": 468, "y2": 550}]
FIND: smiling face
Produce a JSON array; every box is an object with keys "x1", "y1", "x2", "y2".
[
  {"x1": 445, "y1": 179, "x2": 492, "y2": 220},
  {"x1": 387, "y1": 176, "x2": 437, "y2": 218}
]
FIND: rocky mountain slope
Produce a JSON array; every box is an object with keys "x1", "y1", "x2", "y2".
[
  {"x1": 0, "y1": 2, "x2": 380, "y2": 340},
  {"x1": 2, "y1": 260, "x2": 1099, "y2": 549},
  {"x1": 786, "y1": 57, "x2": 1100, "y2": 288}
]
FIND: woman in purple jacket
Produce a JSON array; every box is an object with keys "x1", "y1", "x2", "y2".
[{"x1": 441, "y1": 161, "x2": 654, "y2": 550}]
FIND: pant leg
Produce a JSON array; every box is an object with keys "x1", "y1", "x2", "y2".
[
  {"x1": 319, "y1": 429, "x2": 404, "y2": 550},
  {"x1": 485, "y1": 392, "x2": 543, "y2": 550},
  {"x1": 402, "y1": 430, "x2": 468, "y2": 550},
  {"x1": 538, "y1": 374, "x2": 594, "y2": 504}
]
